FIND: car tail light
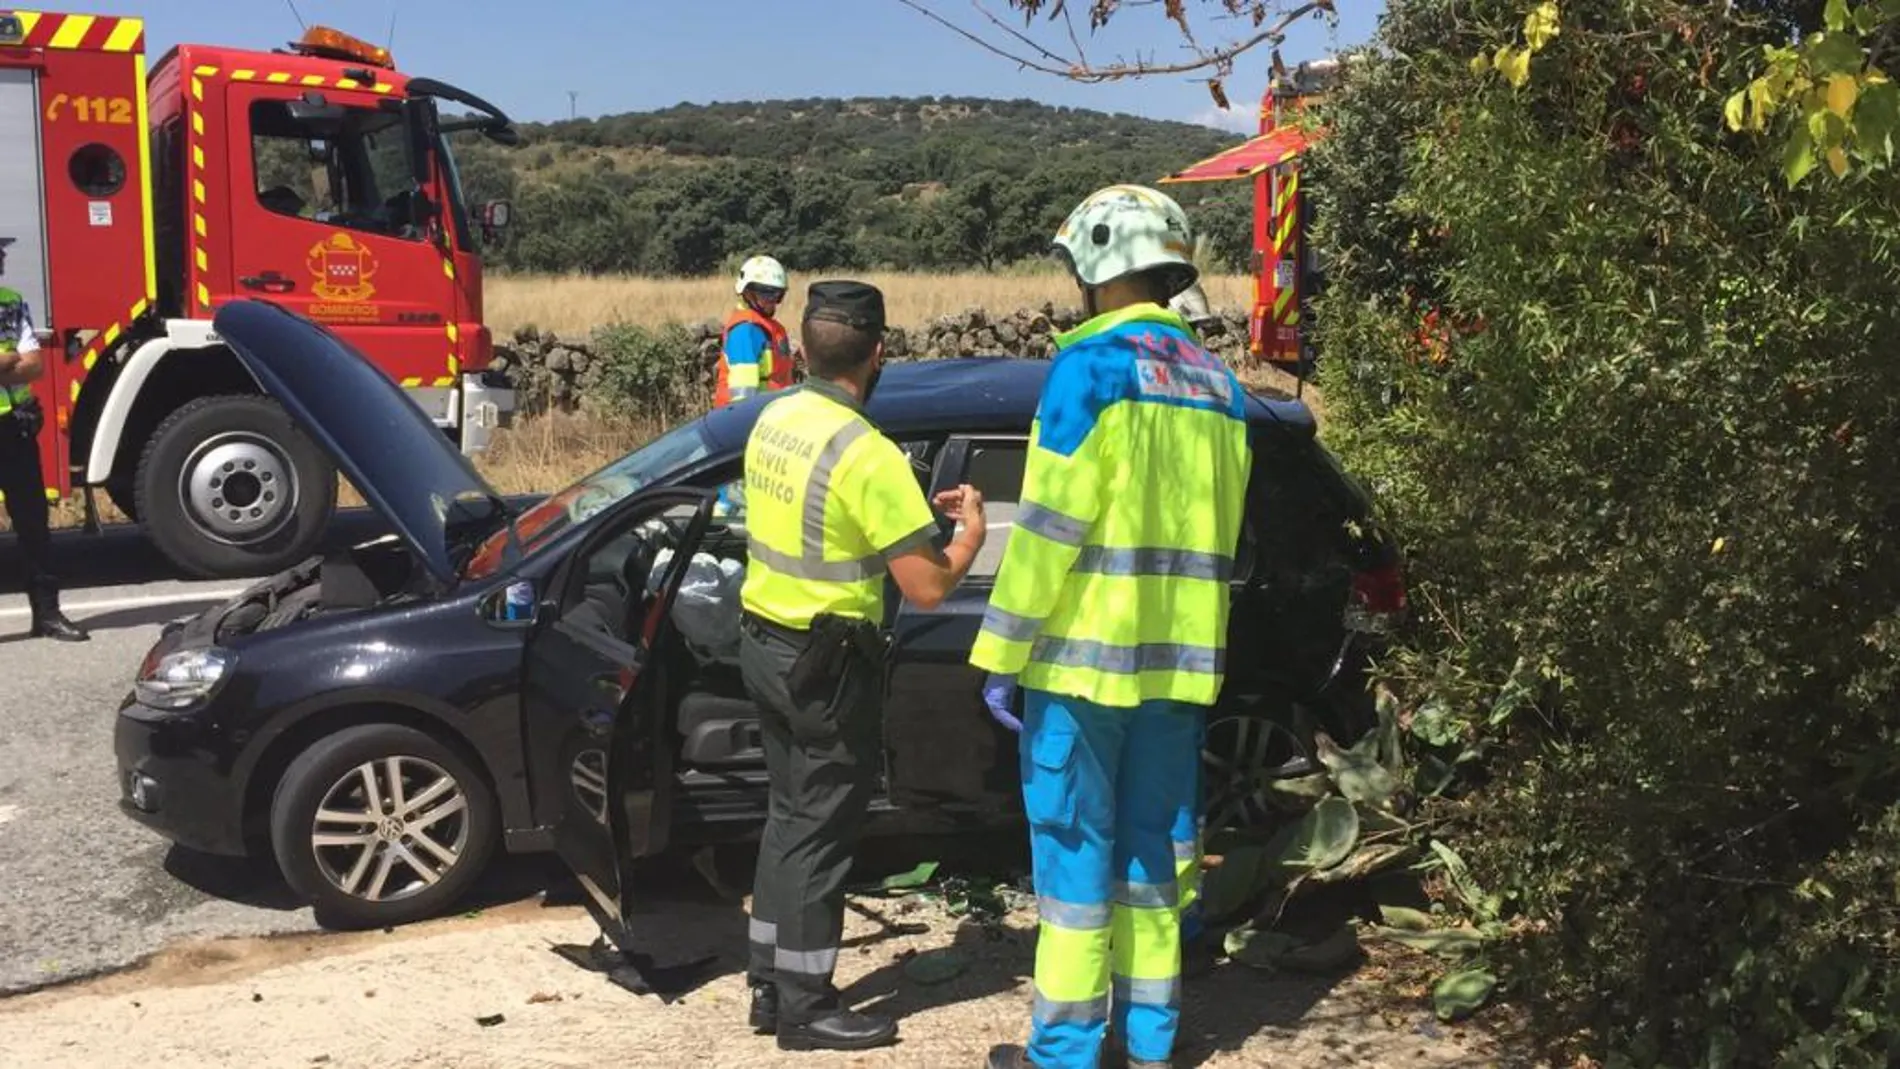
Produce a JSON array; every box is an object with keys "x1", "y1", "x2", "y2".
[{"x1": 1345, "y1": 562, "x2": 1407, "y2": 632}]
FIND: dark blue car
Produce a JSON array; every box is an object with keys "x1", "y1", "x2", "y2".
[{"x1": 114, "y1": 300, "x2": 1405, "y2": 930}]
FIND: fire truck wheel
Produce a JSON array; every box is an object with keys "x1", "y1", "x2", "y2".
[{"x1": 135, "y1": 395, "x2": 338, "y2": 579}]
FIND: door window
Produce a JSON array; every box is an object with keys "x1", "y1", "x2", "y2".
[
  {"x1": 249, "y1": 99, "x2": 423, "y2": 241},
  {"x1": 950, "y1": 437, "x2": 1027, "y2": 581}
]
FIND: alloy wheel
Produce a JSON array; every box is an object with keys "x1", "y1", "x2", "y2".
[
  {"x1": 309, "y1": 756, "x2": 470, "y2": 904},
  {"x1": 1200, "y1": 714, "x2": 1310, "y2": 832}
]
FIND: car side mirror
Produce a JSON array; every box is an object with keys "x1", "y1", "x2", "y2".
[{"x1": 482, "y1": 579, "x2": 539, "y2": 627}]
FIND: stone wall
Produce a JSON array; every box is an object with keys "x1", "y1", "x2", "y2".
[{"x1": 489, "y1": 305, "x2": 1262, "y2": 414}]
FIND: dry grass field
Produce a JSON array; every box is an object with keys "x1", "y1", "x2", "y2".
[
  {"x1": 483, "y1": 270, "x2": 1255, "y2": 338},
  {"x1": 14, "y1": 272, "x2": 1300, "y2": 534}
]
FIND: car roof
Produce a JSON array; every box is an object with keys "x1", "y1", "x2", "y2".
[{"x1": 697, "y1": 357, "x2": 1316, "y2": 452}]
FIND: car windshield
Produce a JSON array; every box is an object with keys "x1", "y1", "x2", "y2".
[{"x1": 462, "y1": 420, "x2": 716, "y2": 581}]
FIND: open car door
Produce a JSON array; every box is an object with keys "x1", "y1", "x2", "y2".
[{"x1": 519, "y1": 488, "x2": 717, "y2": 931}]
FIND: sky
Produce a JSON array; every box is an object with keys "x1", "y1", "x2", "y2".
[{"x1": 102, "y1": 0, "x2": 1382, "y2": 135}]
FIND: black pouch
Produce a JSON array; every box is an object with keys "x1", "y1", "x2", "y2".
[{"x1": 786, "y1": 613, "x2": 853, "y2": 699}]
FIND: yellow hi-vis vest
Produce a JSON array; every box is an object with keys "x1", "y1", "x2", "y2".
[
  {"x1": 969, "y1": 303, "x2": 1254, "y2": 709},
  {"x1": 0, "y1": 288, "x2": 35, "y2": 417},
  {"x1": 738, "y1": 380, "x2": 940, "y2": 630}
]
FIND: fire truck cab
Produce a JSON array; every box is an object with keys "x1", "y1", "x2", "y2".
[{"x1": 0, "y1": 11, "x2": 517, "y2": 579}]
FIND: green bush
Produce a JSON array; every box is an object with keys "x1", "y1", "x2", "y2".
[
  {"x1": 581, "y1": 321, "x2": 709, "y2": 424},
  {"x1": 1306, "y1": 0, "x2": 1900, "y2": 1062}
]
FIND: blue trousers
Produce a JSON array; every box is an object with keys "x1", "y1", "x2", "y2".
[{"x1": 1020, "y1": 690, "x2": 1203, "y2": 1069}]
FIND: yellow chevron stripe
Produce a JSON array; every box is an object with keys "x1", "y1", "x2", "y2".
[
  {"x1": 192, "y1": 179, "x2": 205, "y2": 204},
  {"x1": 267, "y1": 72, "x2": 291, "y2": 84},
  {"x1": 1275, "y1": 213, "x2": 1295, "y2": 250},
  {"x1": 1286, "y1": 310, "x2": 1301, "y2": 326},
  {"x1": 373, "y1": 84, "x2": 393, "y2": 95},
  {"x1": 190, "y1": 77, "x2": 203, "y2": 102},
  {"x1": 191, "y1": 111, "x2": 204, "y2": 135},
  {"x1": 433, "y1": 376, "x2": 455, "y2": 387},
  {"x1": 17, "y1": 12, "x2": 40, "y2": 37},
  {"x1": 193, "y1": 214, "x2": 206, "y2": 238},
  {"x1": 68, "y1": 381, "x2": 79, "y2": 403},
  {"x1": 336, "y1": 78, "x2": 359, "y2": 90},
  {"x1": 447, "y1": 357, "x2": 460, "y2": 377},
  {"x1": 400, "y1": 376, "x2": 422, "y2": 387},
  {"x1": 104, "y1": 18, "x2": 143, "y2": 52},
  {"x1": 131, "y1": 298, "x2": 148, "y2": 320},
  {"x1": 441, "y1": 259, "x2": 455, "y2": 279},
  {"x1": 82, "y1": 351, "x2": 96, "y2": 370},
  {"x1": 192, "y1": 144, "x2": 204, "y2": 168},
  {"x1": 196, "y1": 283, "x2": 210, "y2": 308},
  {"x1": 445, "y1": 323, "x2": 460, "y2": 342},
  {"x1": 103, "y1": 323, "x2": 121, "y2": 346},
  {"x1": 50, "y1": 15, "x2": 95, "y2": 49},
  {"x1": 301, "y1": 75, "x2": 326, "y2": 86},
  {"x1": 194, "y1": 65, "x2": 219, "y2": 76},
  {"x1": 232, "y1": 69, "x2": 255, "y2": 81},
  {"x1": 1274, "y1": 287, "x2": 1293, "y2": 319},
  {"x1": 195, "y1": 247, "x2": 207, "y2": 271},
  {"x1": 44, "y1": 488, "x2": 59, "y2": 502}
]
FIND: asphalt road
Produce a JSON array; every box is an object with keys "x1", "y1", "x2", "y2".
[
  {"x1": 0, "y1": 508, "x2": 558, "y2": 996},
  {"x1": 0, "y1": 492, "x2": 995, "y2": 997}
]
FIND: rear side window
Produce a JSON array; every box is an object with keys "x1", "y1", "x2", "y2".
[{"x1": 959, "y1": 438, "x2": 1027, "y2": 580}]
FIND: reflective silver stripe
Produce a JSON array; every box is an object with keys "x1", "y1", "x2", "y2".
[
  {"x1": 750, "y1": 541, "x2": 882, "y2": 583},
  {"x1": 881, "y1": 521, "x2": 939, "y2": 561},
  {"x1": 1113, "y1": 880, "x2": 1179, "y2": 909},
  {"x1": 980, "y1": 605, "x2": 1044, "y2": 643},
  {"x1": 749, "y1": 917, "x2": 777, "y2": 946},
  {"x1": 1029, "y1": 637, "x2": 1224, "y2": 676},
  {"x1": 801, "y1": 419, "x2": 873, "y2": 560},
  {"x1": 774, "y1": 946, "x2": 839, "y2": 975},
  {"x1": 1112, "y1": 974, "x2": 1180, "y2": 1007},
  {"x1": 1017, "y1": 500, "x2": 1090, "y2": 546},
  {"x1": 1032, "y1": 990, "x2": 1109, "y2": 1025},
  {"x1": 1038, "y1": 896, "x2": 1112, "y2": 930},
  {"x1": 1173, "y1": 839, "x2": 1198, "y2": 862},
  {"x1": 1074, "y1": 546, "x2": 1233, "y2": 582}
]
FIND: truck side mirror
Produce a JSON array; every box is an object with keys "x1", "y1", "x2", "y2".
[{"x1": 479, "y1": 200, "x2": 513, "y2": 230}]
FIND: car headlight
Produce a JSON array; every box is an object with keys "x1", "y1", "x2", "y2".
[{"x1": 136, "y1": 647, "x2": 234, "y2": 711}]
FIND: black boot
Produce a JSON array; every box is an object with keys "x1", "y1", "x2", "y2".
[
  {"x1": 27, "y1": 583, "x2": 88, "y2": 642},
  {"x1": 776, "y1": 1008, "x2": 897, "y2": 1052},
  {"x1": 747, "y1": 983, "x2": 778, "y2": 1034}
]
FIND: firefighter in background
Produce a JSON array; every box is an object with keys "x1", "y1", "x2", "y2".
[
  {"x1": 973, "y1": 185, "x2": 1251, "y2": 1069},
  {"x1": 738, "y1": 279, "x2": 988, "y2": 1053},
  {"x1": 0, "y1": 237, "x2": 87, "y2": 642},
  {"x1": 714, "y1": 254, "x2": 798, "y2": 519},
  {"x1": 716, "y1": 254, "x2": 797, "y2": 407}
]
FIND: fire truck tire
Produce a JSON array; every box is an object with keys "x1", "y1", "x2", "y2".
[{"x1": 134, "y1": 395, "x2": 338, "y2": 579}]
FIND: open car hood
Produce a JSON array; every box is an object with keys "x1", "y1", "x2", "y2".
[{"x1": 211, "y1": 300, "x2": 509, "y2": 586}]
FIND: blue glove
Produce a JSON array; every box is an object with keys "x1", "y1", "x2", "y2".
[{"x1": 983, "y1": 673, "x2": 1021, "y2": 733}]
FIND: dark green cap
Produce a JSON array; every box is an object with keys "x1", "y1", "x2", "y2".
[{"x1": 803, "y1": 279, "x2": 886, "y2": 334}]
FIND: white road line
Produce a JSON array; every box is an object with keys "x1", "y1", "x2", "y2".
[{"x1": 0, "y1": 587, "x2": 246, "y2": 618}]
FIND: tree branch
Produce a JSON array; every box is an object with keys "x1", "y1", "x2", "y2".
[{"x1": 896, "y1": 0, "x2": 1340, "y2": 85}]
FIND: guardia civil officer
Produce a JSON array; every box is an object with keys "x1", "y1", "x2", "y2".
[
  {"x1": 737, "y1": 279, "x2": 987, "y2": 1052},
  {"x1": 974, "y1": 185, "x2": 1252, "y2": 1069},
  {"x1": 0, "y1": 236, "x2": 86, "y2": 642}
]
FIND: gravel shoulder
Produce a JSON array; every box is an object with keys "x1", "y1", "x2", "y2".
[{"x1": 0, "y1": 889, "x2": 1507, "y2": 1069}]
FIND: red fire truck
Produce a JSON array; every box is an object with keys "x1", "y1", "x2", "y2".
[
  {"x1": 0, "y1": 10, "x2": 518, "y2": 578},
  {"x1": 1161, "y1": 57, "x2": 1347, "y2": 376}
]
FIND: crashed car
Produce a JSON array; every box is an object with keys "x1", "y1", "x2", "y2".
[{"x1": 115, "y1": 299, "x2": 1406, "y2": 930}]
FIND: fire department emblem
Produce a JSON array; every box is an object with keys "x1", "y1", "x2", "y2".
[{"x1": 306, "y1": 233, "x2": 379, "y2": 303}]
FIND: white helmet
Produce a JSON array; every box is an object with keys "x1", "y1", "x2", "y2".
[
  {"x1": 1052, "y1": 184, "x2": 1199, "y2": 299},
  {"x1": 735, "y1": 254, "x2": 788, "y2": 295}
]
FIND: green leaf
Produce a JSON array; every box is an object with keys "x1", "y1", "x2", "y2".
[
  {"x1": 1368, "y1": 924, "x2": 1485, "y2": 959},
  {"x1": 902, "y1": 948, "x2": 968, "y2": 985},
  {"x1": 1379, "y1": 905, "x2": 1436, "y2": 931},
  {"x1": 1522, "y1": 1, "x2": 1560, "y2": 52},
  {"x1": 1265, "y1": 771, "x2": 1334, "y2": 811},
  {"x1": 878, "y1": 861, "x2": 940, "y2": 892},
  {"x1": 1724, "y1": 89, "x2": 1748, "y2": 132},
  {"x1": 1316, "y1": 733, "x2": 1402, "y2": 807},
  {"x1": 1807, "y1": 31, "x2": 1867, "y2": 78},
  {"x1": 1281, "y1": 796, "x2": 1361, "y2": 873},
  {"x1": 1824, "y1": 0, "x2": 1852, "y2": 32},
  {"x1": 1784, "y1": 128, "x2": 1819, "y2": 187},
  {"x1": 1433, "y1": 967, "x2": 1497, "y2": 1022},
  {"x1": 1198, "y1": 845, "x2": 1264, "y2": 922},
  {"x1": 1855, "y1": 79, "x2": 1898, "y2": 161},
  {"x1": 1224, "y1": 926, "x2": 1299, "y2": 970}
]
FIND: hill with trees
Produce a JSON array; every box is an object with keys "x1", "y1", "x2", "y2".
[{"x1": 445, "y1": 96, "x2": 1254, "y2": 276}]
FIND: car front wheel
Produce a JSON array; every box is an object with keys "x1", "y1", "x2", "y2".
[{"x1": 269, "y1": 724, "x2": 499, "y2": 929}]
